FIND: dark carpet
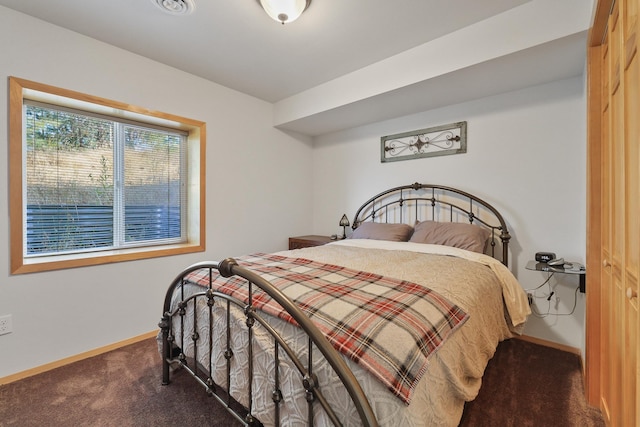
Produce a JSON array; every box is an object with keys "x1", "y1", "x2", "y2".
[
  {"x1": 459, "y1": 339, "x2": 604, "y2": 427},
  {"x1": 0, "y1": 337, "x2": 603, "y2": 426}
]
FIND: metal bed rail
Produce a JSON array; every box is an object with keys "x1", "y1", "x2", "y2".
[{"x1": 159, "y1": 258, "x2": 378, "y2": 427}]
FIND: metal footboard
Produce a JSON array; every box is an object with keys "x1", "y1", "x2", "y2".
[{"x1": 159, "y1": 258, "x2": 378, "y2": 427}]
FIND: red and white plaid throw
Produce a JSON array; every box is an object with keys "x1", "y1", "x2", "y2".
[{"x1": 185, "y1": 253, "x2": 469, "y2": 404}]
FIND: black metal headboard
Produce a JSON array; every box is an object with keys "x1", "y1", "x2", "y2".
[{"x1": 352, "y1": 182, "x2": 511, "y2": 266}]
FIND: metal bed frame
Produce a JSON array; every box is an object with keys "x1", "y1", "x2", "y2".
[
  {"x1": 159, "y1": 258, "x2": 378, "y2": 427},
  {"x1": 159, "y1": 182, "x2": 511, "y2": 426},
  {"x1": 352, "y1": 182, "x2": 511, "y2": 266}
]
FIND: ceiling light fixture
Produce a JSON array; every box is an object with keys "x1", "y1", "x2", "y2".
[
  {"x1": 258, "y1": 0, "x2": 311, "y2": 25},
  {"x1": 150, "y1": 0, "x2": 195, "y2": 15}
]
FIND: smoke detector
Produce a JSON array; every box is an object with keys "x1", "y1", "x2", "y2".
[{"x1": 151, "y1": 0, "x2": 195, "y2": 15}]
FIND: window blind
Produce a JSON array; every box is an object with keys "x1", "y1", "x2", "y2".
[{"x1": 24, "y1": 101, "x2": 186, "y2": 256}]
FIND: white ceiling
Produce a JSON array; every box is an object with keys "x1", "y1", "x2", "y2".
[{"x1": 0, "y1": 0, "x2": 593, "y2": 136}]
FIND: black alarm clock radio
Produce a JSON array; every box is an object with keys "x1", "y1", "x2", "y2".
[{"x1": 535, "y1": 252, "x2": 556, "y2": 263}]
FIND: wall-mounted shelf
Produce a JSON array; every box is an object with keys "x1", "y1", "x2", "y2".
[{"x1": 526, "y1": 260, "x2": 586, "y2": 293}]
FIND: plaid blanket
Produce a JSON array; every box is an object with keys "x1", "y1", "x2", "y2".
[{"x1": 185, "y1": 253, "x2": 469, "y2": 404}]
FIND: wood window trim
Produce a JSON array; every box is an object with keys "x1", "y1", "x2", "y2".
[{"x1": 8, "y1": 77, "x2": 207, "y2": 274}]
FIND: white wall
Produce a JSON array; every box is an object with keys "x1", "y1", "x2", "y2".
[
  {"x1": 311, "y1": 77, "x2": 587, "y2": 352},
  {"x1": 0, "y1": 7, "x2": 313, "y2": 378},
  {"x1": 0, "y1": 6, "x2": 588, "y2": 378}
]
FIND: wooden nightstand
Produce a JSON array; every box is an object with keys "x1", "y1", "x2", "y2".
[{"x1": 288, "y1": 235, "x2": 333, "y2": 250}]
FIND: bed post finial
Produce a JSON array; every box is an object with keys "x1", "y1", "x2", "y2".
[
  {"x1": 500, "y1": 229, "x2": 511, "y2": 266},
  {"x1": 218, "y1": 258, "x2": 239, "y2": 278},
  {"x1": 411, "y1": 182, "x2": 423, "y2": 190}
]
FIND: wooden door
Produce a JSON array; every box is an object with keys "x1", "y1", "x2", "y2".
[
  {"x1": 622, "y1": 0, "x2": 639, "y2": 425},
  {"x1": 589, "y1": 0, "x2": 639, "y2": 425},
  {"x1": 605, "y1": 3, "x2": 624, "y2": 423},
  {"x1": 600, "y1": 16, "x2": 615, "y2": 421}
]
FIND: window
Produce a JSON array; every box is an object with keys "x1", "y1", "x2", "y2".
[{"x1": 9, "y1": 77, "x2": 206, "y2": 274}]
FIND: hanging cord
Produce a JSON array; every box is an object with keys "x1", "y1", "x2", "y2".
[
  {"x1": 530, "y1": 278, "x2": 580, "y2": 318},
  {"x1": 525, "y1": 272, "x2": 555, "y2": 292}
]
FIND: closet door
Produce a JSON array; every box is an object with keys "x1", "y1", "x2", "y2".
[
  {"x1": 600, "y1": 1, "x2": 639, "y2": 425},
  {"x1": 622, "y1": 0, "x2": 639, "y2": 425},
  {"x1": 605, "y1": 3, "x2": 624, "y2": 423},
  {"x1": 589, "y1": 1, "x2": 639, "y2": 423},
  {"x1": 600, "y1": 16, "x2": 615, "y2": 422}
]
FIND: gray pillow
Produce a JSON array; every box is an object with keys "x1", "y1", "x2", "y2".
[
  {"x1": 350, "y1": 222, "x2": 414, "y2": 242},
  {"x1": 408, "y1": 220, "x2": 490, "y2": 253}
]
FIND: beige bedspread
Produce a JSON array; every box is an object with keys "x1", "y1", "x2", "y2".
[{"x1": 171, "y1": 240, "x2": 530, "y2": 426}]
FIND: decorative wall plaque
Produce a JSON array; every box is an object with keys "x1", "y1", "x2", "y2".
[{"x1": 381, "y1": 121, "x2": 467, "y2": 163}]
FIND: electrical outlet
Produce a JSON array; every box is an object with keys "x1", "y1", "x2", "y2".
[
  {"x1": 527, "y1": 293, "x2": 533, "y2": 306},
  {"x1": 0, "y1": 314, "x2": 13, "y2": 335}
]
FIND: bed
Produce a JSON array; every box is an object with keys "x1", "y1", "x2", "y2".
[{"x1": 158, "y1": 182, "x2": 531, "y2": 426}]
